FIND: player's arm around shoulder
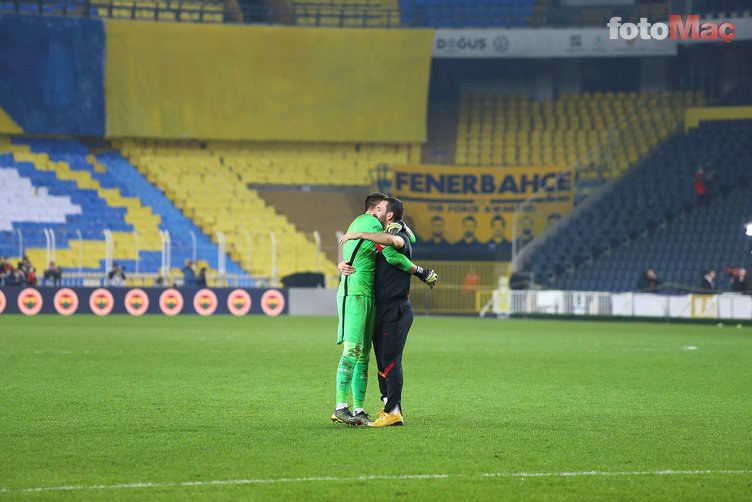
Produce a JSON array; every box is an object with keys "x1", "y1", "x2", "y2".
[{"x1": 338, "y1": 232, "x2": 405, "y2": 249}]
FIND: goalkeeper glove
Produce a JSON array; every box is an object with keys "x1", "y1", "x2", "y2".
[
  {"x1": 385, "y1": 220, "x2": 417, "y2": 243},
  {"x1": 415, "y1": 266, "x2": 438, "y2": 289},
  {"x1": 385, "y1": 221, "x2": 405, "y2": 235}
]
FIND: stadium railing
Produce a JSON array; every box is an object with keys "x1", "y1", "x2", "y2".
[
  {"x1": 2, "y1": 227, "x2": 327, "y2": 288},
  {"x1": 496, "y1": 289, "x2": 752, "y2": 322},
  {"x1": 408, "y1": 260, "x2": 511, "y2": 315},
  {"x1": 46, "y1": 271, "x2": 257, "y2": 288}
]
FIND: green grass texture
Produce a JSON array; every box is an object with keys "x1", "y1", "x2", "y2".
[{"x1": 1, "y1": 316, "x2": 751, "y2": 500}]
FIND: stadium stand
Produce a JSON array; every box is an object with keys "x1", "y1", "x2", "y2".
[
  {"x1": 0, "y1": 0, "x2": 226, "y2": 21},
  {"x1": 400, "y1": 0, "x2": 536, "y2": 27},
  {"x1": 294, "y1": 0, "x2": 401, "y2": 27},
  {"x1": 95, "y1": 0, "x2": 225, "y2": 22},
  {"x1": 116, "y1": 139, "x2": 346, "y2": 281},
  {"x1": 0, "y1": 135, "x2": 245, "y2": 281},
  {"x1": 454, "y1": 91, "x2": 704, "y2": 178},
  {"x1": 255, "y1": 190, "x2": 364, "y2": 264},
  {"x1": 523, "y1": 119, "x2": 752, "y2": 292},
  {"x1": 120, "y1": 140, "x2": 419, "y2": 187}
]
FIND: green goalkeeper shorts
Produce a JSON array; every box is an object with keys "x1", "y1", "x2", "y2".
[{"x1": 336, "y1": 294, "x2": 376, "y2": 346}]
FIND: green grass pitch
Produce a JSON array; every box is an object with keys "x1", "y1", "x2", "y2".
[{"x1": 1, "y1": 315, "x2": 751, "y2": 500}]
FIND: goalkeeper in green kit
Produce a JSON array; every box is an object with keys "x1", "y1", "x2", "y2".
[{"x1": 332, "y1": 192, "x2": 437, "y2": 426}]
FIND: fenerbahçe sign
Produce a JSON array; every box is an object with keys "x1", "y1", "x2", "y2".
[
  {"x1": 18, "y1": 288, "x2": 43, "y2": 316},
  {"x1": 124, "y1": 288, "x2": 149, "y2": 316},
  {"x1": 227, "y1": 289, "x2": 252, "y2": 316},
  {"x1": 261, "y1": 289, "x2": 285, "y2": 316},
  {"x1": 89, "y1": 288, "x2": 114, "y2": 316},
  {"x1": 159, "y1": 288, "x2": 184, "y2": 316},
  {"x1": 54, "y1": 288, "x2": 79, "y2": 316},
  {"x1": 193, "y1": 289, "x2": 218, "y2": 316},
  {"x1": 391, "y1": 164, "x2": 574, "y2": 245}
]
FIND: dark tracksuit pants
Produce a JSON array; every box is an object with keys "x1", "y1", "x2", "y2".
[{"x1": 373, "y1": 299, "x2": 414, "y2": 413}]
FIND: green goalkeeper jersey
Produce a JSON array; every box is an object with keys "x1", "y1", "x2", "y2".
[{"x1": 337, "y1": 213, "x2": 414, "y2": 298}]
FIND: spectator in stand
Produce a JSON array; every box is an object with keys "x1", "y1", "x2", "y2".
[
  {"x1": 182, "y1": 260, "x2": 196, "y2": 287},
  {"x1": 8, "y1": 268, "x2": 25, "y2": 287},
  {"x1": 108, "y1": 263, "x2": 126, "y2": 287},
  {"x1": 196, "y1": 267, "x2": 207, "y2": 288},
  {"x1": 636, "y1": 267, "x2": 662, "y2": 293},
  {"x1": 693, "y1": 166, "x2": 709, "y2": 205},
  {"x1": 13, "y1": 260, "x2": 29, "y2": 286},
  {"x1": 27, "y1": 267, "x2": 37, "y2": 286},
  {"x1": 0, "y1": 258, "x2": 7, "y2": 286},
  {"x1": 729, "y1": 267, "x2": 749, "y2": 293},
  {"x1": 699, "y1": 269, "x2": 717, "y2": 292},
  {"x1": 43, "y1": 261, "x2": 63, "y2": 287}
]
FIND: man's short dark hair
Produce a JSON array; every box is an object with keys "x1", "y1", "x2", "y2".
[
  {"x1": 385, "y1": 197, "x2": 404, "y2": 222},
  {"x1": 364, "y1": 192, "x2": 388, "y2": 212},
  {"x1": 462, "y1": 215, "x2": 477, "y2": 225},
  {"x1": 491, "y1": 214, "x2": 506, "y2": 226}
]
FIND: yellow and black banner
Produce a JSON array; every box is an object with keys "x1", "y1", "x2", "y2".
[{"x1": 391, "y1": 164, "x2": 574, "y2": 260}]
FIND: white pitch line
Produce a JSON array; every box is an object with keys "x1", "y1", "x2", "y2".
[
  {"x1": 482, "y1": 469, "x2": 752, "y2": 478},
  {"x1": 0, "y1": 470, "x2": 749, "y2": 495}
]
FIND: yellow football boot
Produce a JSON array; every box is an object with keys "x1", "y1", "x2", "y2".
[{"x1": 368, "y1": 410, "x2": 404, "y2": 427}]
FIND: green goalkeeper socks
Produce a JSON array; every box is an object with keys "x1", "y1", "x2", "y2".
[
  {"x1": 335, "y1": 342, "x2": 371, "y2": 409},
  {"x1": 351, "y1": 356, "x2": 370, "y2": 410},
  {"x1": 335, "y1": 353, "x2": 357, "y2": 404},
  {"x1": 335, "y1": 342, "x2": 363, "y2": 405}
]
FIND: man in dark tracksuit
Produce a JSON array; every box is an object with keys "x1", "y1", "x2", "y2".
[{"x1": 370, "y1": 221, "x2": 415, "y2": 427}]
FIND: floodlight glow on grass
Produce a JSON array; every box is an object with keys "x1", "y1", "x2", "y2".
[{"x1": 747, "y1": 223, "x2": 752, "y2": 237}]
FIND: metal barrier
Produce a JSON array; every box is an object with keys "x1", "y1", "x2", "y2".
[
  {"x1": 49, "y1": 272, "x2": 255, "y2": 288},
  {"x1": 498, "y1": 289, "x2": 752, "y2": 321},
  {"x1": 0, "y1": 227, "x2": 328, "y2": 287},
  {"x1": 410, "y1": 260, "x2": 510, "y2": 315}
]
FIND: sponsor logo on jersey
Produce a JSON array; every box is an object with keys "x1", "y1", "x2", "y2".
[
  {"x1": 124, "y1": 288, "x2": 149, "y2": 316},
  {"x1": 159, "y1": 288, "x2": 184, "y2": 316},
  {"x1": 89, "y1": 288, "x2": 115, "y2": 316},
  {"x1": 227, "y1": 289, "x2": 252, "y2": 316},
  {"x1": 18, "y1": 288, "x2": 43, "y2": 316},
  {"x1": 260, "y1": 289, "x2": 285, "y2": 317},
  {"x1": 54, "y1": 288, "x2": 79, "y2": 316},
  {"x1": 193, "y1": 289, "x2": 217, "y2": 316}
]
